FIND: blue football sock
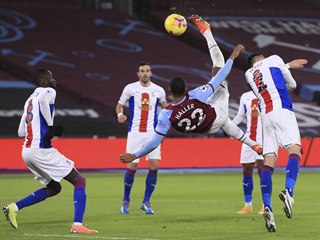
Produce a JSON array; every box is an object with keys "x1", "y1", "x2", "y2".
[
  {"x1": 260, "y1": 165, "x2": 274, "y2": 211},
  {"x1": 73, "y1": 188, "x2": 86, "y2": 223},
  {"x1": 143, "y1": 170, "x2": 158, "y2": 203},
  {"x1": 16, "y1": 188, "x2": 48, "y2": 210},
  {"x1": 243, "y1": 176, "x2": 253, "y2": 203},
  {"x1": 285, "y1": 154, "x2": 300, "y2": 197},
  {"x1": 123, "y1": 169, "x2": 136, "y2": 202}
]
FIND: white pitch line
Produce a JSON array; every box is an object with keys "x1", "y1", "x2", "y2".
[{"x1": 23, "y1": 233, "x2": 168, "y2": 240}]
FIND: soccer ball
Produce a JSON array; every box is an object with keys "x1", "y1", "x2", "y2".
[{"x1": 164, "y1": 14, "x2": 187, "y2": 36}]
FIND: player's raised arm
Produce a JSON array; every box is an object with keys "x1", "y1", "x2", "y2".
[
  {"x1": 286, "y1": 59, "x2": 308, "y2": 69},
  {"x1": 283, "y1": 58, "x2": 308, "y2": 92},
  {"x1": 209, "y1": 44, "x2": 244, "y2": 90},
  {"x1": 230, "y1": 44, "x2": 245, "y2": 61}
]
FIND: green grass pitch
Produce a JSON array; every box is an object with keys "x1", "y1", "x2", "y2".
[{"x1": 0, "y1": 170, "x2": 319, "y2": 240}]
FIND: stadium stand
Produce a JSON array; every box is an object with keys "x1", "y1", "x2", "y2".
[{"x1": 1, "y1": 0, "x2": 319, "y2": 138}]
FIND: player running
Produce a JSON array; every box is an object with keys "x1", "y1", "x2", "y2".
[{"x1": 3, "y1": 69, "x2": 98, "y2": 234}]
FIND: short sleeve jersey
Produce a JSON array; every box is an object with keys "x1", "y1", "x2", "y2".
[
  {"x1": 245, "y1": 55, "x2": 293, "y2": 115},
  {"x1": 155, "y1": 59, "x2": 235, "y2": 136},
  {"x1": 18, "y1": 87, "x2": 56, "y2": 148},
  {"x1": 118, "y1": 81, "x2": 166, "y2": 132},
  {"x1": 166, "y1": 94, "x2": 216, "y2": 133},
  {"x1": 156, "y1": 85, "x2": 217, "y2": 135}
]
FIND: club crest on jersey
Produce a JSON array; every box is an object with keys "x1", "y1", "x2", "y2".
[
  {"x1": 252, "y1": 103, "x2": 258, "y2": 111},
  {"x1": 200, "y1": 84, "x2": 210, "y2": 92},
  {"x1": 140, "y1": 97, "x2": 151, "y2": 111},
  {"x1": 251, "y1": 104, "x2": 259, "y2": 117},
  {"x1": 141, "y1": 98, "x2": 150, "y2": 105}
]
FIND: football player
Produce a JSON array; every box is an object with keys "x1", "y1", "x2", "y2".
[
  {"x1": 116, "y1": 62, "x2": 167, "y2": 215},
  {"x1": 3, "y1": 69, "x2": 98, "y2": 234},
  {"x1": 245, "y1": 53, "x2": 307, "y2": 232}
]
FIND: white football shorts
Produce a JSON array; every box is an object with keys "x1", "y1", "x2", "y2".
[
  {"x1": 126, "y1": 131, "x2": 161, "y2": 163},
  {"x1": 206, "y1": 80, "x2": 230, "y2": 133},
  {"x1": 22, "y1": 147, "x2": 74, "y2": 185},
  {"x1": 240, "y1": 143, "x2": 264, "y2": 163},
  {"x1": 262, "y1": 108, "x2": 301, "y2": 156},
  {"x1": 207, "y1": 80, "x2": 230, "y2": 116}
]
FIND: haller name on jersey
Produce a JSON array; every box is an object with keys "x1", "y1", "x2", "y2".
[{"x1": 175, "y1": 104, "x2": 195, "y2": 120}]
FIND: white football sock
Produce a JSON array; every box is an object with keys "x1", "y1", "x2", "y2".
[{"x1": 203, "y1": 30, "x2": 225, "y2": 68}]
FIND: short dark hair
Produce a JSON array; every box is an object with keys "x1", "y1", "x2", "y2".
[
  {"x1": 138, "y1": 62, "x2": 151, "y2": 68},
  {"x1": 170, "y1": 77, "x2": 186, "y2": 97},
  {"x1": 32, "y1": 69, "x2": 52, "y2": 86},
  {"x1": 247, "y1": 53, "x2": 262, "y2": 67}
]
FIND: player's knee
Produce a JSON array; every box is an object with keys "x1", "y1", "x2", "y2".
[
  {"x1": 148, "y1": 159, "x2": 159, "y2": 170},
  {"x1": 46, "y1": 180, "x2": 62, "y2": 197},
  {"x1": 128, "y1": 162, "x2": 139, "y2": 171},
  {"x1": 243, "y1": 163, "x2": 254, "y2": 177},
  {"x1": 73, "y1": 173, "x2": 86, "y2": 189},
  {"x1": 287, "y1": 144, "x2": 302, "y2": 157}
]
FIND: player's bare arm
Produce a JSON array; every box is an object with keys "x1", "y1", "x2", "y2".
[
  {"x1": 115, "y1": 103, "x2": 127, "y2": 123},
  {"x1": 120, "y1": 153, "x2": 136, "y2": 163},
  {"x1": 229, "y1": 44, "x2": 244, "y2": 61},
  {"x1": 287, "y1": 59, "x2": 308, "y2": 69}
]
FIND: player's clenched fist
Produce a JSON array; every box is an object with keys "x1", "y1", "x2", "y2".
[
  {"x1": 230, "y1": 44, "x2": 244, "y2": 60},
  {"x1": 117, "y1": 113, "x2": 127, "y2": 123}
]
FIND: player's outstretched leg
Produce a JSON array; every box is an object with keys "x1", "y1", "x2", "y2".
[
  {"x1": 3, "y1": 184, "x2": 60, "y2": 230},
  {"x1": 222, "y1": 118, "x2": 262, "y2": 154},
  {"x1": 189, "y1": 14, "x2": 211, "y2": 34},
  {"x1": 3, "y1": 203, "x2": 18, "y2": 229},
  {"x1": 189, "y1": 14, "x2": 225, "y2": 72}
]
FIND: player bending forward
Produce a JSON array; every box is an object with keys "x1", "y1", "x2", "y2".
[{"x1": 246, "y1": 53, "x2": 307, "y2": 232}]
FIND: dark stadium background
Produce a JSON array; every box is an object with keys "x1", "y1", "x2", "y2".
[{"x1": 1, "y1": 0, "x2": 319, "y2": 139}]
